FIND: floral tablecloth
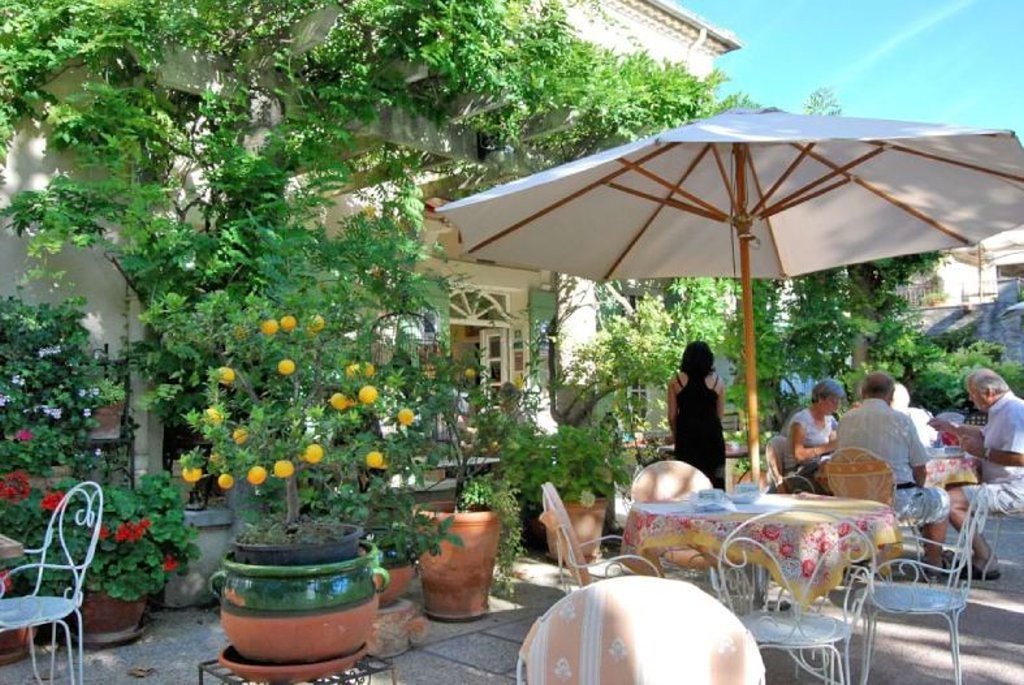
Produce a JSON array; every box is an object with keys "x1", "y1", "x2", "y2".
[
  {"x1": 623, "y1": 494, "x2": 902, "y2": 606},
  {"x1": 925, "y1": 455, "x2": 981, "y2": 489}
]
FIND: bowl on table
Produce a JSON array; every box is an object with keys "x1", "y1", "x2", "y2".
[{"x1": 729, "y1": 482, "x2": 762, "y2": 504}]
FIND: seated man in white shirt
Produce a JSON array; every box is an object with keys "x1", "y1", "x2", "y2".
[
  {"x1": 837, "y1": 372, "x2": 949, "y2": 568},
  {"x1": 930, "y1": 368, "x2": 1024, "y2": 580}
]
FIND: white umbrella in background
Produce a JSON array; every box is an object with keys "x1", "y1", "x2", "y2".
[{"x1": 439, "y1": 108, "x2": 1024, "y2": 481}]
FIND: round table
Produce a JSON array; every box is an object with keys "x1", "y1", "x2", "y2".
[{"x1": 623, "y1": 494, "x2": 902, "y2": 606}]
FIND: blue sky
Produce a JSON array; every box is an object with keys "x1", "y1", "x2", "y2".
[{"x1": 682, "y1": 0, "x2": 1023, "y2": 136}]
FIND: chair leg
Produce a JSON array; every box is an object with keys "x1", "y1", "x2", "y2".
[
  {"x1": 946, "y1": 612, "x2": 963, "y2": 685},
  {"x1": 859, "y1": 610, "x2": 877, "y2": 685}
]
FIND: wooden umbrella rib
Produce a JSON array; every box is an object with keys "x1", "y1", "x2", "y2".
[
  {"x1": 759, "y1": 146, "x2": 886, "y2": 218},
  {"x1": 711, "y1": 145, "x2": 736, "y2": 211},
  {"x1": 803, "y1": 147, "x2": 971, "y2": 245},
  {"x1": 748, "y1": 143, "x2": 816, "y2": 216},
  {"x1": 745, "y1": 152, "x2": 789, "y2": 278},
  {"x1": 764, "y1": 177, "x2": 852, "y2": 218},
  {"x1": 882, "y1": 141, "x2": 1024, "y2": 184},
  {"x1": 606, "y1": 183, "x2": 724, "y2": 221},
  {"x1": 616, "y1": 146, "x2": 728, "y2": 220},
  {"x1": 467, "y1": 142, "x2": 680, "y2": 254}
]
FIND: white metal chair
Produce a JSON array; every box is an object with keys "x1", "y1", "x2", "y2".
[
  {"x1": 860, "y1": 488, "x2": 990, "y2": 685},
  {"x1": 517, "y1": 575, "x2": 765, "y2": 685},
  {"x1": 0, "y1": 481, "x2": 104, "y2": 685},
  {"x1": 540, "y1": 482, "x2": 659, "y2": 593},
  {"x1": 712, "y1": 508, "x2": 876, "y2": 685},
  {"x1": 630, "y1": 461, "x2": 713, "y2": 571}
]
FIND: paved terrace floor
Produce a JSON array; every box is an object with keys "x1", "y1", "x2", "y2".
[{"x1": 2, "y1": 516, "x2": 1023, "y2": 685}]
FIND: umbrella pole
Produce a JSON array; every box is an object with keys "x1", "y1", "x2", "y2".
[{"x1": 732, "y1": 144, "x2": 760, "y2": 489}]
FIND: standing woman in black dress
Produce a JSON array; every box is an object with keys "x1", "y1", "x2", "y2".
[{"x1": 667, "y1": 341, "x2": 727, "y2": 488}]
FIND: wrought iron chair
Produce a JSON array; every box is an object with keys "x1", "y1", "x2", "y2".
[
  {"x1": 824, "y1": 448, "x2": 896, "y2": 506},
  {"x1": 712, "y1": 508, "x2": 876, "y2": 685},
  {"x1": 765, "y1": 435, "x2": 789, "y2": 490},
  {"x1": 0, "y1": 481, "x2": 104, "y2": 685},
  {"x1": 540, "y1": 483, "x2": 659, "y2": 593},
  {"x1": 629, "y1": 461, "x2": 714, "y2": 571},
  {"x1": 517, "y1": 575, "x2": 765, "y2": 685},
  {"x1": 860, "y1": 489, "x2": 990, "y2": 685}
]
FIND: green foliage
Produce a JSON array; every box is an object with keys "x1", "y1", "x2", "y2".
[
  {"x1": 88, "y1": 474, "x2": 199, "y2": 601},
  {"x1": 912, "y1": 341, "x2": 1024, "y2": 411},
  {"x1": 0, "y1": 297, "x2": 110, "y2": 474}
]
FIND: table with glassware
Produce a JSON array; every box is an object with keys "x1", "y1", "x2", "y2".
[
  {"x1": 623, "y1": 493, "x2": 902, "y2": 605},
  {"x1": 925, "y1": 447, "x2": 981, "y2": 488},
  {"x1": 0, "y1": 533, "x2": 24, "y2": 559}
]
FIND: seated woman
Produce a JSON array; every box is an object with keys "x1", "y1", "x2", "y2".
[{"x1": 782, "y1": 379, "x2": 845, "y2": 478}]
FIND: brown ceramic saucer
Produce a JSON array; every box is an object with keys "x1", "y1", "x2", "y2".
[{"x1": 218, "y1": 643, "x2": 367, "y2": 684}]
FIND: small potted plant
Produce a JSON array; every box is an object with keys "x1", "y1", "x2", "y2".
[
  {"x1": 87, "y1": 377, "x2": 128, "y2": 441},
  {"x1": 81, "y1": 473, "x2": 199, "y2": 645}
]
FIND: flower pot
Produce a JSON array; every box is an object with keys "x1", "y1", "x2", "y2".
[
  {"x1": 79, "y1": 592, "x2": 147, "y2": 647},
  {"x1": 0, "y1": 627, "x2": 35, "y2": 665},
  {"x1": 417, "y1": 505, "x2": 501, "y2": 622},
  {"x1": 543, "y1": 498, "x2": 607, "y2": 563},
  {"x1": 89, "y1": 401, "x2": 125, "y2": 440},
  {"x1": 231, "y1": 524, "x2": 363, "y2": 566},
  {"x1": 210, "y1": 541, "x2": 389, "y2": 664}
]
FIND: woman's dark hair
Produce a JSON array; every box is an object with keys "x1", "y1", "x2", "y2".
[{"x1": 679, "y1": 341, "x2": 714, "y2": 378}]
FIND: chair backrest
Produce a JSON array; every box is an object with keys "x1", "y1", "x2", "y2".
[
  {"x1": 947, "y1": 487, "x2": 991, "y2": 586},
  {"x1": 825, "y1": 448, "x2": 895, "y2": 506},
  {"x1": 630, "y1": 460, "x2": 712, "y2": 503},
  {"x1": 765, "y1": 436, "x2": 789, "y2": 485},
  {"x1": 714, "y1": 507, "x2": 876, "y2": 621},
  {"x1": 21, "y1": 481, "x2": 104, "y2": 604},
  {"x1": 518, "y1": 576, "x2": 764, "y2": 685},
  {"x1": 540, "y1": 482, "x2": 592, "y2": 587}
]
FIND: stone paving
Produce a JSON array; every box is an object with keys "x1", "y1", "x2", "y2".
[{"x1": 2, "y1": 517, "x2": 1023, "y2": 684}]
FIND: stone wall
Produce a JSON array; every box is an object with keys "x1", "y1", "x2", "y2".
[{"x1": 917, "y1": 278, "x2": 1024, "y2": 362}]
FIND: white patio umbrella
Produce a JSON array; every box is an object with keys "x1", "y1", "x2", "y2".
[{"x1": 438, "y1": 108, "x2": 1024, "y2": 481}]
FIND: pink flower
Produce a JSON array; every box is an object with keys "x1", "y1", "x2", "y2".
[
  {"x1": 779, "y1": 543, "x2": 795, "y2": 558},
  {"x1": 14, "y1": 429, "x2": 33, "y2": 442},
  {"x1": 801, "y1": 559, "x2": 816, "y2": 578}
]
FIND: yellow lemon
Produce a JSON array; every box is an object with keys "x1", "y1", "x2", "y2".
[
  {"x1": 232, "y1": 427, "x2": 249, "y2": 445},
  {"x1": 345, "y1": 363, "x2": 361, "y2": 378},
  {"x1": 217, "y1": 473, "x2": 235, "y2": 490},
  {"x1": 329, "y1": 393, "x2": 350, "y2": 411},
  {"x1": 363, "y1": 363, "x2": 376, "y2": 378},
  {"x1": 358, "y1": 385, "x2": 378, "y2": 405},
  {"x1": 218, "y1": 367, "x2": 236, "y2": 385},
  {"x1": 303, "y1": 443, "x2": 324, "y2": 464},
  {"x1": 182, "y1": 466, "x2": 203, "y2": 483},
  {"x1": 260, "y1": 319, "x2": 279, "y2": 336},
  {"x1": 279, "y1": 315, "x2": 297, "y2": 332},
  {"x1": 247, "y1": 466, "x2": 268, "y2": 486},
  {"x1": 464, "y1": 368, "x2": 477, "y2": 380},
  {"x1": 365, "y1": 451, "x2": 385, "y2": 469},
  {"x1": 273, "y1": 460, "x2": 296, "y2": 478},
  {"x1": 308, "y1": 315, "x2": 325, "y2": 333},
  {"x1": 278, "y1": 359, "x2": 296, "y2": 376},
  {"x1": 397, "y1": 408, "x2": 415, "y2": 427},
  {"x1": 205, "y1": 407, "x2": 224, "y2": 426}
]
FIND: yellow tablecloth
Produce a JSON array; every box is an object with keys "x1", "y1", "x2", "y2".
[{"x1": 623, "y1": 494, "x2": 902, "y2": 606}]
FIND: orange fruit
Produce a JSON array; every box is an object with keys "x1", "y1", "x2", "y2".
[
  {"x1": 182, "y1": 466, "x2": 203, "y2": 483},
  {"x1": 279, "y1": 315, "x2": 297, "y2": 332},
  {"x1": 329, "y1": 393, "x2": 350, "y2": 410},
  {"x1": 397, "y1": 408, "x2": 415, "y2": 427},
  {"x1": 260, "y1": 319, "x2": 279, "y2": 336},
  {"x1": 345, "y1": 363, "x2": 361, "y2": 378},
  {"x1": 273, "y1": 460, "x2": 295, "y2": 478},
  {"x1": 358, "y1": 385, "x2": 378, "y2": 405},
  {"x1": 308, "y1": 315, "x2": 325, "y2": 333},
  {"x1": 464, "y1": 368, "x2": 477, "y2": 380},
  {"x1": 205, "y1": 407, "x2": 224, "y2": 426},
  {"x1": 363, "y1": 363, "x2": 376, "y2": 378},
  {"x1": 278, "y1": 359, "x2": 296, "y2": 376},
  {"x1": 247, "y1": 466, "x2": 268, "y2": 486},
  {"x1": 232, "y1": 427, "x2": 249, "y2": 445},
  {"x1": 218, "y1": 367, "x2": 236, "y2": 385},
  {"x1": 365, "y1": 451, "x2": 385, "y2": 469},
  {"x1": 217, "y1": 473, "x2": 235, "y2": 490},
  {"x1": 303, "y1": 444, "x2": 324, "y2": 464}
]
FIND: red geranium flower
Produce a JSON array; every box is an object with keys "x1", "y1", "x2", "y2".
[
  {"x1": 162, "y1": 555, "x2": 179, "y2": 572},
  {"x1": 0, "y1": 471, "x2": 30, "y2": 503},
  {"x1": 99, "y1": 524, "x2": 111, "y2": 540},
  {"x1": 115, "y1": 523, "x2": 133, "y2": 542},
  {"x1": 41, "y1": 491, "x2": 65, "y2": 512},
  {"x1": 14, "y1": 429, "x2": 33, "y2": 442}
]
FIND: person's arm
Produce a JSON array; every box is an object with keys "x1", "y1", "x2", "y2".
[
  {"x1": 789, "y1": 422, "x2": 826, "y2": 462},
  {"x1": 667, "y1": 379, "x2": 678, "y2": 440},
  {"x1": 912, "y1": 463, "x2": 927, "y2": 487},
  {"x1": 981, "y1": 447, "x2": 1024, "y2": 467}
]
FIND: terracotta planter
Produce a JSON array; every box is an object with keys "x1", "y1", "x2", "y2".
[
  {"x1": 418, "y1": 505, "x2": 501, "y2": 622},
  {"x1": 0, "y1": 627, "x2": 35, "y2": 666},
  {"x1": 543, "y1": 498, "x2": 607, "y2": 563},
  {"x1": 211, "y1": 542, "x2": 389, "y2": 664},
  {"x1": 79, "y1": 592, "x2": 146, "y2": 647},
  {"x1": 377, "y1": 563, "x2": 414, "y2": 608}
]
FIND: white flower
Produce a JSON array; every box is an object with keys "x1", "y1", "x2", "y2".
[
  {"x1": 11, "y1": 375, "x2": 24, "y2": 386},
  {"x1": 608, "y1": 637, "x2": 628, "y2": 662},
  {"x1": 553, "y1": 658, "x2": 573, "y2": 681},
  {"x1": 83, "y1": 408, "x2": 92, "y2": 417},
  {"x1": 557, "y1": 599, "x2": 578, "y2": 621}
]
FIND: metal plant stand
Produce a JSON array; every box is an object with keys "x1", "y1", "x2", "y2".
[{"x1": 197, "y1": 655, "x2": 396, "y2": 684}]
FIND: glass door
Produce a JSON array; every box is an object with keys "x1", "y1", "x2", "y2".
[{"x1": 479, "y1": 328, "x2": 508, "y2": 391}]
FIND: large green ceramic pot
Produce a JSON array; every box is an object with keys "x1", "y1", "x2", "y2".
[{"x1": 210, "y1": 542, "x2": 389, "y2": 664}]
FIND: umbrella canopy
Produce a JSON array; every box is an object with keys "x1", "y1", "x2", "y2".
[{"x1": 438, "y1": 108, "x2": 1024, "y2": 480}]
